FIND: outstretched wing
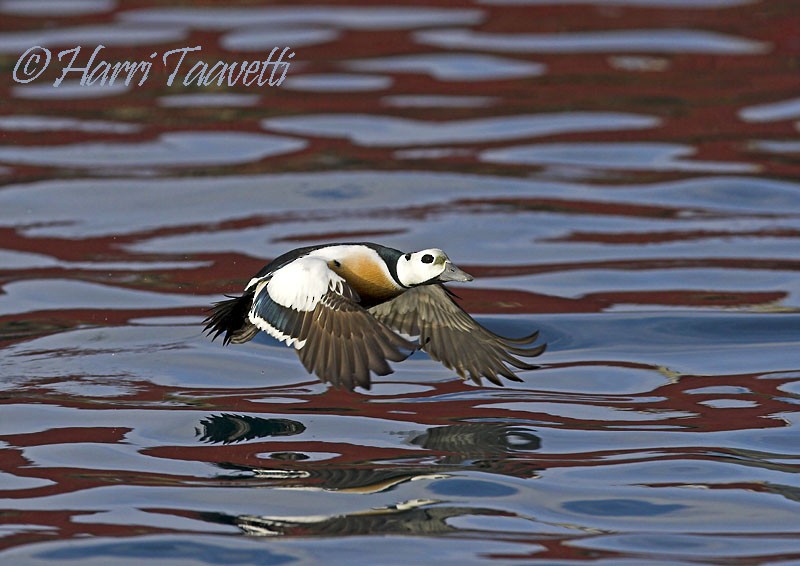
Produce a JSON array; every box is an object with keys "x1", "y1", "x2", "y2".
[
  {"x1": 250, "y1": 256, "x2": 416, "y2": 390},
  {"x1": 369, "y1": 285, "x2": 545, "y2": 386}
]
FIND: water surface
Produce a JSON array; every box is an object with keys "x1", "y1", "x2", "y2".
[{"x1": 1, "y1": 0, "x2": 799, "y2": 563}]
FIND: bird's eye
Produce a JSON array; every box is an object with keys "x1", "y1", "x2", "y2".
[
  {"x1": 422, "y1": 254, "x2": 434, "y2": 264},
  {"x1": 405, "y1": 253, "x2": 411, "y2": 261}
]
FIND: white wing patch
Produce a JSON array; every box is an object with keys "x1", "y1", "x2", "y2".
[
  {"x1": 267, "y1": 256, "x2": 347, "y2": 311},
  {"x1": 251, "y1": 315, "x2": 307, "y2": 350},
  {"x1": 247, "y1": 256, "x2": 350, "y2": 351}
]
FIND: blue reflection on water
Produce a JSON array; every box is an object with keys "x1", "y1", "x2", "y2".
[{"x1": 563, "y1": 499, "x2": 687, "y2": 517}]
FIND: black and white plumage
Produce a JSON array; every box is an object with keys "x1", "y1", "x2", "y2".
[{"x1": 203, "y1": 243, "x2": 545, "y2": 390}]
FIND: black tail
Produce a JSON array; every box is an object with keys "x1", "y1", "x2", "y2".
[{"x1": 203, "y1": 292, "x2": 257, "y2": 345}]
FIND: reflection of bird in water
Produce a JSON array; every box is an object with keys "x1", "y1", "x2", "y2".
[
  {"x1": 205, "y1": 422, "x2": 541, "y2": 493},
  {"x1": 409, "y1": 423, "x2": 542, "y2": 477},
  {"x1": 204, "y1": 243, "x2": 545, "y2": 390},
  {"x1": 215, "y1": 461, "x2": 449, "y2": 494},
  {"x1": 195, "y1": 413, "x2": 305, "y2": 444},
  {"x1": 409, "y1": 423, "x2": 541, "y2": 460},
  {"x1": 203, "y1": 499, "x2": 509, "y2": 537}
]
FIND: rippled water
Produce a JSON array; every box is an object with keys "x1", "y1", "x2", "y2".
[{"x1": 2, "y1": 1, "x2": 800, "y2": 563}]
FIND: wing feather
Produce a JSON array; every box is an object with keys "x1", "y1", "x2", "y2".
[
  {"x1": 369, "y1": 285, "x2": 545, "y2": 386},
  {"x1": 246, "y1": 257, "x2": 416, "y2": 390},
  {"x1": 292, "y1": 290, "x2": 416, "y2": 390}
]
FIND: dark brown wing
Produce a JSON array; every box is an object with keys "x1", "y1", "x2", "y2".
[
  {"x1": 250, "y1": 283, "x2": 417, "y2": 391},
  {"x1": 369, "y1": 285, "x2": 545, "y2": 386},
  {"x1": 295, "y1": 291, "x2": 417, "y2": 390}
]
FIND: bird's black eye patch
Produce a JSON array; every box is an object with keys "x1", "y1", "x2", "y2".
[
  {"x1": 405, "y1": 253, "x2": 411, "y2": 261},
  {"x1": 332, "y1": 260, "x2": 341, "y2": 268},
  {"x1": 422, "y1": 254, "x2": 434, "y2": 264}
]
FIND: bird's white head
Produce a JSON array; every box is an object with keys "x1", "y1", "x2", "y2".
[{"x1": 396, "y1": 248, "x2": 473, "y2": 287}]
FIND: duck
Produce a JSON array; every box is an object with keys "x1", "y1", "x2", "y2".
[{"x1": 203, "y1": 243, "x2": 545, "y2": 390}]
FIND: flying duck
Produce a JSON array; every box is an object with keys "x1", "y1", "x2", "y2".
[{"x1": 203, "y1": 243, "x2": 545, "y2": 390}]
